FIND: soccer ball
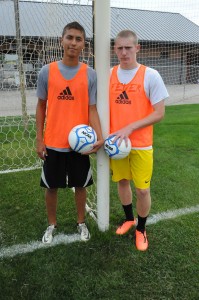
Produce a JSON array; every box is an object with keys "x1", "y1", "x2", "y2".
[
  {"x1": 68, "y1": 124, "x2": 97, "y2": 154},
  {"x1": 104, "y1": 135, "x2": 131, "y2": 160}
]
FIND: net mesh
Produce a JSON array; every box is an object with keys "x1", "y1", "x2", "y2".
[{"x1": 0, "y1": 0, "x2": 199, "y2": 217}]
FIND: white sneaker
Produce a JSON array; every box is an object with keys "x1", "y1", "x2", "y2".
[
  {"x1": 77, "y1": 223, "x2": 90, "y2": 241},
  {"x1": 42, "y1": 225, "x2": 56, "y2": 244}
]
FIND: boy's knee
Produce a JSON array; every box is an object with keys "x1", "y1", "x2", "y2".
[{"x1": 136, "y1": 188, "x2": 150, "y2": 199}]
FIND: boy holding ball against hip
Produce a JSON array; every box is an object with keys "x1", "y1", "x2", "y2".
[
  {"x1": 36, "y1": 22, "x2": 103, "y2": 243},
  {"x1": 110, "y1": 30, "x2": 169, "y2": 251}
]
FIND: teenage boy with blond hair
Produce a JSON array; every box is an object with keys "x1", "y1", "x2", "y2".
[{"x1": 110, "y1": 30, "x2": 169, "y2": 251}]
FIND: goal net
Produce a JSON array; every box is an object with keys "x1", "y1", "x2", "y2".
[{"x1": 0, "y1": 0, "x2": 199, "y2": 228}]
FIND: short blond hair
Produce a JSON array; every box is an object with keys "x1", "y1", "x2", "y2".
[{"x1": 115, "y1": 30, "x2": 138, "y2": 44}]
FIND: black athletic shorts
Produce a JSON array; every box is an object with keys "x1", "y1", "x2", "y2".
[{"x1": 40, "y1": 149, "x2": 93, "y2": 188}]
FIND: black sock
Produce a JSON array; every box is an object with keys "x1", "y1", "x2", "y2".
[
  {"x1": 136, "y1": 215, "x2": 147, "y2": 232},
  {"x1": 122, "y1": 203, "x2": 134, "y2": 221}
]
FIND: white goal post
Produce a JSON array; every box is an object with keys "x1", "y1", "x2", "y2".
[{"x1": 94, "y1": 0, "x2": 110, "y2": 231}]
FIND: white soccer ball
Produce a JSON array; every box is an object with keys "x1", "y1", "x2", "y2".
[
  {"x1": 68, "y1": 124, "x2": 97, "y2": 154},
  {"x1": 104, "y1": 135, "x2": 131, "y2": 160}
]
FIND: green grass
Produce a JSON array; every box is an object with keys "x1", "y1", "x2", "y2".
[
  {"x1": 0, "y1": 116, "x2": 38, "y2": 170},
  {"x1": 0, "y1": 104, "x2": 199, "y2": 299}
]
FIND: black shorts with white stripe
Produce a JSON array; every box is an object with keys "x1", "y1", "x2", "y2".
[{"x1": 40, "y1": 149, "x2": 93, "y2": 189}]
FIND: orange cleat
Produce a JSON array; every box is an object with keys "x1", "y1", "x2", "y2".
[
  {"x1": 116, "y1": 219, "x2": 136, "y2": 235},
  {"x1": 135, "y1": 229, "x2": 148, "y2": 251}
]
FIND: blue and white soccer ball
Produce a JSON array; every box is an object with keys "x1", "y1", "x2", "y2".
[
  {"x1": 104, "y1": 135, "x2": 131, "y2": 160},
  {"x1": 68, "y1": 124, "x2": 97, "y2": 154}
]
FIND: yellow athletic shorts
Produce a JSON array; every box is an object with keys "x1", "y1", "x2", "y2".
[{"x1": 110, "y1": 149, "x2": 153, "y2": 189}]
